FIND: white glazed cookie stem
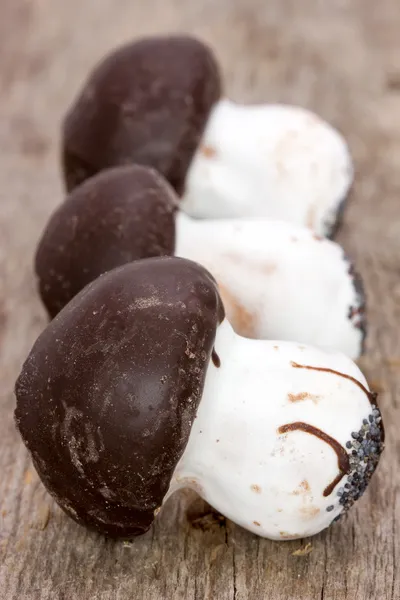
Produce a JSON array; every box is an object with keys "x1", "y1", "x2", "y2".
[
  {"x1": 168, "y1": 320, "x2": 381, "y2": 540},
  {"x1": 175, "y1": 214, "x2": 364, "y2": 358},
  {"x1": 181, "y1": 99, "x2": 353, "y2": 237}
]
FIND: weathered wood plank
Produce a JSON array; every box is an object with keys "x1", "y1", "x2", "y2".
[{"x1": 0, "y1": 0, "x2": 399, "y2": 598}]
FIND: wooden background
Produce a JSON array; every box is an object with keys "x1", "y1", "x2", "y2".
[{"x1": 0, "y1": 0, "x2": 399, "y2": 598}]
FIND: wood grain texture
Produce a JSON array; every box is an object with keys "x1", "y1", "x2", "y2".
[{"x1": 0, "y1": 0, "x2": 399, "y2": 598}]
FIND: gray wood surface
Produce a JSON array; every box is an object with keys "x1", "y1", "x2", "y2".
[{"x1": 0, "y1": 0, "x2": 399, "y2": 598}]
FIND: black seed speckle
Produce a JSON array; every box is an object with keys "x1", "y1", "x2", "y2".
[
  {"x1": 333, "y1": 514, "x2": 342, "y2": 523},
  {"x1": 339, "y1": 404, "x2": 384, "y2": 513}
]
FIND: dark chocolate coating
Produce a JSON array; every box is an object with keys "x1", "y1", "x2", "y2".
[
  {"x1": 15, "y1": 257, "x2": 224, "y2": 537},
  {"x1": 35, "y1": 165, "x2": 178, "y2": 318},
  {"x1": 62, "y1": 35, "x2": 221, "y2": 193}
]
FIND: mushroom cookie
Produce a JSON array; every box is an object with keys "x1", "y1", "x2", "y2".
[
  {"x1": 15, "y1": 257, "x2": 384, "y2": 540},
  {"x1": 62, "y1": 35, "x2": 352, "y2": 237},
  {"x1": 35, "y1": 166, "x2": 365, "y2": 358}
]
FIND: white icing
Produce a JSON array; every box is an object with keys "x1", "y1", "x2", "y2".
[
  {"x1": 168, "y1": 320, "x2": 372, "y2": 540},
  {"x1": 181, "y1": 99, "x2": 353, "y2": 237},
  {"x1": 175, "y1": 215, "x2": 363, "y2": 358}
]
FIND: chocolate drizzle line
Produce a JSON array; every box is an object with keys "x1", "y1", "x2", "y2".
[
  {"x1": 290, "y1": 362, "x2": 376, "y2": 405},
  {"x1": 278, "y1": 422, "x2": 350, "y2": 497},
  {"x1": 211, "y1": 348, "x2": 221, "y2": 368}
]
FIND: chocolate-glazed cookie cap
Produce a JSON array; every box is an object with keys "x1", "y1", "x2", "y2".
[
  {"x1": 35, "y1": 165, "x2": 178, "y2": 319},
  {"x1": 62, "y1": 35, "x2": 222, "y2": 193},
  {"x1": 15, "y1": 256, "x2": 224, "y2": 538}
]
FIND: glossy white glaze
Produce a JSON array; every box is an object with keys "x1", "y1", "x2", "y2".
[
  {"x1": 168, "y1": 320, "x2": 372, "y2": 540},
  {"x1": 175, "y1": 214, "x2": 363, "y2": 358},
  {"x1": 182, "y1": 99, "x2": 353, "y2": 237}
]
